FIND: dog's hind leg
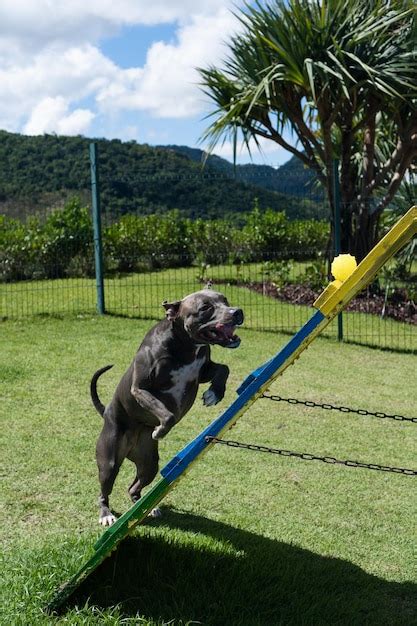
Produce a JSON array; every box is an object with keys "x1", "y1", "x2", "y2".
[
  {"x1": 96, "y1": 418, "x2": 130, "y2": 527},
  {"x1": 127, "y1": 426, "x2": 160, "y2": 515}
]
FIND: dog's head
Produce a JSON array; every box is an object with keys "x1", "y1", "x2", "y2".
[{"x1": 162, "y1": 290, "x2": 244, "y2": 348}]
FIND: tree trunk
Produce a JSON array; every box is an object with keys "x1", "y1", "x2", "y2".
[{"x1": 350, "y1": 205, "x2": 379, "y2": 262}]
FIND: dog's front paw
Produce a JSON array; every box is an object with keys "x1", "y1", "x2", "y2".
[
  {"x1": 203, "y1": 388, "x2": 220, "y2": 407},
  {"x1": 99, "y1": 512, "x2": 117, "y2": 527}
]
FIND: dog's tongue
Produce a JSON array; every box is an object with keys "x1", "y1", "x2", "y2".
[{"x1": 215, "y1": 322, "x2": 235, "y2": 339}]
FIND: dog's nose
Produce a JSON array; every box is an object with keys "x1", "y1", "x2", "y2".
[{"x1": 232, "y1": 308, "x2": 244, "y2": 325}]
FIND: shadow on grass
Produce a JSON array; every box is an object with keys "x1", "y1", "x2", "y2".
[{"x1": 67, "y1": 508, "x2": 416, "y2": 625}]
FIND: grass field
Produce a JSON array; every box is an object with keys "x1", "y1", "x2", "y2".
[{"x1": 1, "y1": 310, "x2": 416, "y2": 625}]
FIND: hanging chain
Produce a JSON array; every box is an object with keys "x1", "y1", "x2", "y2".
[
  {"x1": 206, "y1": 437, "x2": 417, "y2": 476},
  {"x1": 262, "y1": 394, "x2": 417, "y2": 424},
  {"x1": 204, "y1": 394, "x2": 417, "y2": 476}
]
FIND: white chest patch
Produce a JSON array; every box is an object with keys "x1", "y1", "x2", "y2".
[{"x1": 169, "y1": 356, "x2": 205, "y2": 409}]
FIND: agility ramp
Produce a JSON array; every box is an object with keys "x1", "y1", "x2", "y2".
[{"x1": 47, "y1": 206, "x2": 417, "y2": 612}]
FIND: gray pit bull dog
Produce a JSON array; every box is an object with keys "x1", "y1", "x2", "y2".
[{"x1": 90, "y1": 289, "x2": 244, "y2": 526}]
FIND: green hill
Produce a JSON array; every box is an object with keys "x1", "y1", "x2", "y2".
[
  {"x1": 162, "y1": 145, "x2": 322, "y2": 200},
  {"x1": 0, "y1": 130, "x2": 327, "y2": 222}
]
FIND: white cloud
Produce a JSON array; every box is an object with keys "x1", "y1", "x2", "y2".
[
  {"x1": 0, "y1": 0, "x2": 243, "y2": 137},
  {"x1": 96, "y1": 8, "x2": 240, "y2": 118},
  {"x1": 23, "y1": 97, "x2": 95, "y2": 135},
  {"x1": 0, "y1": 1, "x2": 235, "y2": 47},
  {"x1": 0, "y1": 43, "x2": 115, "y2": 133}
]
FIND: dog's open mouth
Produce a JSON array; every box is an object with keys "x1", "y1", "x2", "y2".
[{"x1": 199, "y1": 322, "x2": 241, "y2": 348}]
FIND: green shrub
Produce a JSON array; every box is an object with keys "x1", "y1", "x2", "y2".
[
  {"x1": 0, "y1": 199, "x2": 94, "y2": 280},
  {"x1": 287, "y1": 219, "x2": 329, "y2": 259},
  {"x1": 0, "y1": 215, "x2": 38, "y2": 281},
  {"x1": 145, "y1": 211, "x2": 192, "y2": 268},
  {"x1": 188, "y1": 218, "x2": 234, "y2": 264},
  {"x1": 105, "y1": 214, "x2": 149, "y2": 272},
  {"x1": 104, "y1": 210, "x2": 192, "y2": 272},
  {"x1": 235, "y1": 207, "x2": 289, "y2": 261},
  {"x1": 1, "y1": 202, "x2": 330, "y2": 282},
  {"x1": 38, "y1": 198, "x2": 93, "y2": 278},
  {"x1": 301, "y1": 256, "x2": 327, "y2": 291}
]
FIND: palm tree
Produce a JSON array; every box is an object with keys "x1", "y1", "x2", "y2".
[{"x1": 199, "y1": 0, "x2": 417, "y2": 260}]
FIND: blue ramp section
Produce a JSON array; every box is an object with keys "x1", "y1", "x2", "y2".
[
  {"x1": 236, "y1": 357, "x2": 275, "y2": 395},
  {"x1": 161, "y1": 309, "x2": 325, "y2": 482}
]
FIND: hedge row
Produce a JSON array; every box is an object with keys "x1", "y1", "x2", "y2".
[{"x1": 0, "y1": 198, "x2": 329, "y2": 281}]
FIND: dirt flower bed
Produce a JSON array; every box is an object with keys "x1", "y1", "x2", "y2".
[{"x1": 245, "y1": 282, "x2": 417, "y2": 325}]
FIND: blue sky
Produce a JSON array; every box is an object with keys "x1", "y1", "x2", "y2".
[{"x1": 0, "y1": 1, "x2": 293, "y2": 166}]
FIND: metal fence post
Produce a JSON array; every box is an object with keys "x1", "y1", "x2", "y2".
[
  {"x1": 332, "y1": 159, "x2": 343, "y2": 341},
  {"x1": 89, "y1": 142, "x2": 105, "y2": 314}
]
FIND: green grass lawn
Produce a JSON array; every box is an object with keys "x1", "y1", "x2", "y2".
[{"x1": 1, "y1": 312, "x2": 416, "y2": 625}]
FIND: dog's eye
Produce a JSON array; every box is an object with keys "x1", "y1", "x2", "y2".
[{"x1": 201, "y1": 304, "x2": 212, "y2": 312}]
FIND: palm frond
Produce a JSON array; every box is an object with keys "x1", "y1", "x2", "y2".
[{"x1": 199, "y1": 0, "x2": 417, "y2": 169}]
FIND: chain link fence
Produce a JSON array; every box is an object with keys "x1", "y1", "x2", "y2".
[{"x1": 1, "y1": 246, "x2": 416, "y2": 352}]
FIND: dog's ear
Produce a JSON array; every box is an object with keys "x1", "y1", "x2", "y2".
[{"x1": 162, "y1": 300, "x2": 181, "y2": 321}]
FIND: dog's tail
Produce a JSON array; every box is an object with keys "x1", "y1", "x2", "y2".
[{"x1": 90, "y1": 364, "x2": 113, "y2": 417}]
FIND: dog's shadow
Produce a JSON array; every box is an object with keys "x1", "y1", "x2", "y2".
[{"x1": 69, "y1": 508, "x2": 416, "y2": 625}]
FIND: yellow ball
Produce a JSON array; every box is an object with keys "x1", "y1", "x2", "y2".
[{"x1": 331, "y1": 254, "x2": 357, "y2": 282}]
